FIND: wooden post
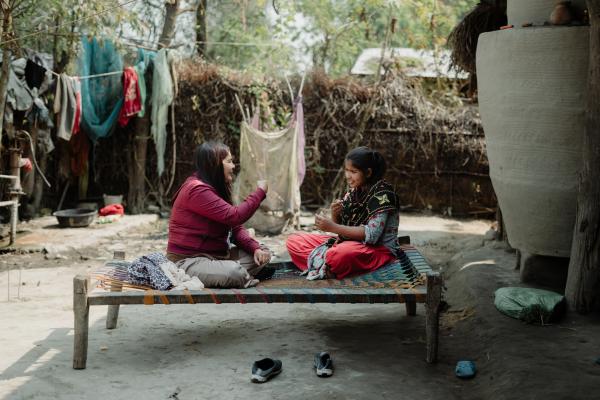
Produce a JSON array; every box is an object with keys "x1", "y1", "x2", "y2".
[
  {"x1": 106, "y1": 251, "x2": 125, "y2": 329},
  {"x1": 73, "y1": 275, "x2": 89, "y2": 369},
  {"x1": 405, "y1": 300, "x2": 417, "y2": 316},
  {"x1": 425, "y1": 272, "x2": 442, "y2": 363},
  {"x1": 127, "y1": 115, "x2": 149, "y2": 214},
  {"x1": 565, "y1": 0, "x2": 600, "y2": 313}
]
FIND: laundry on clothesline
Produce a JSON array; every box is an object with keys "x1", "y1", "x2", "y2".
[
  {"x1": 235, "y1": 80, "x2": 306, "y2": 235},
  {"x1": 53, "y1": 73, "x2": 82, "y2": 141},
  {"x1": 117, "y1": 67, "x2": 142, "y2": 127},
  {"x1": 150, "y1": 48, "x2": 175, "y2": 176}
]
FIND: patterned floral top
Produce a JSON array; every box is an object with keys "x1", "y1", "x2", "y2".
[{"x1": 364, "y1": 210, "x2": 400, "y2": 256}]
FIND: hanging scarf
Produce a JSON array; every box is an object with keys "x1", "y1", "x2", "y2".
[{"x1": 339, "y1": 180, "x2": 399, "y2": 238}]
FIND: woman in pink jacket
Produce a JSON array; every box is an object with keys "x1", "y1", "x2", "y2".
[{"x1": 167, "y1": 141, "x2": 271, "y2": 288}]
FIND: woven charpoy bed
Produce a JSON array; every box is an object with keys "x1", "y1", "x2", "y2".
[{"x1": 72, "y1": 243, "x2": 443, "y2": 369}]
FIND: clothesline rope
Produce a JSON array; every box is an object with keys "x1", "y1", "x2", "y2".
[
  {"x1": 78, "y1": 70, "x2": 123, "y2": 80},
  {"x1": 0, "y1": 0, "x2": 141, "y2": 47},
  {"x1": 196, "y1": 40, "x2": 283, "y2": 47},
  {"x1": 43, "y1": 65, "x2": 122, "y2": 80},
  {"x1": 123, "y1": 37, "x2": 285, "y2": 48}
]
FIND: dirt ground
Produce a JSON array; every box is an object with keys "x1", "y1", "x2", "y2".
[{"x1": 0, "y1": 213, "x2": 599, "y2": 400}]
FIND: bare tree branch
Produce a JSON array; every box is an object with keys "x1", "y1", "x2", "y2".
[{"x1": 177, "y1": 6, "x2": 195, "y2": 14}]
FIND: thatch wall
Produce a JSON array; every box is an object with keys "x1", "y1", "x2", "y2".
[{"x1": 91, "y1": 61, "x2": 494, "y2": 216}]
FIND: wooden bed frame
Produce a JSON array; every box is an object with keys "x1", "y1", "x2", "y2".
[{"x1": 73, "y1": 248, "x2": 442, "y2": 369}]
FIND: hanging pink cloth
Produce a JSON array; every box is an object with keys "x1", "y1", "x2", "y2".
[
  {"x1": 72, "y1": 78, "x2": 82, "y2": 135},
  {"x1": 293, "y1": 96, "x2": 306, "y2": 185},
  {"x1": 118, "y1": 67, "x2": 142, "y2": 127}
]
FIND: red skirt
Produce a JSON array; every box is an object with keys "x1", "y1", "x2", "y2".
[{"x1": 286, "y1": 233, "x2": 396, "y2": 279}]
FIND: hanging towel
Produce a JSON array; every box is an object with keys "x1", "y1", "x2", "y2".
[
  {"x1": 53, "y1": 73, "x2": 79, "y2": 141},
  {"x1": 150, "y1": 49, "x2": 174, "y2": 176},
  {"x1": 79, "y1": 37, "x2": 124, "y2": 142},
  {"x1": 117, "y1": 67, "x2": 142, "y2": 127}
]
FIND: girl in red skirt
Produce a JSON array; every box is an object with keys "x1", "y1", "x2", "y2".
[{"x1": 286, "y1": 147, "x2": 401, "y2": 280}]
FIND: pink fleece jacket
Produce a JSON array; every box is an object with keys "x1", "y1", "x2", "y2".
[{"x1": 167, "y1": 175, "x2": 266, "y2": 256}]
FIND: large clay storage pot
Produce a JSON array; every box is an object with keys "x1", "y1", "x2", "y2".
[{"x1": 476, "y1": 25, "x2": 589, "y2": 257}]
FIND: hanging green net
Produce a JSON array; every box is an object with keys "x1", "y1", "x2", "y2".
[{"x1": 79, "y1": 37, "x2": 123, "y2": 142}]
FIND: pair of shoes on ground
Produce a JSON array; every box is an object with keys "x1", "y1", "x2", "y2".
[{"x1": 251, "y1": 352, "x2": 334, "y2": 383}]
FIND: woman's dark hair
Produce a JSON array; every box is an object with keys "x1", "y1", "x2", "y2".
[
  {"x1": 345, "y1": 146, "x2": 386, "y2": 184},
  {"x1": 194, "y1": 141, "x2": 232, "y2": 203}
]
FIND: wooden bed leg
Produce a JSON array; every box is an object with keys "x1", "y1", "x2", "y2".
[
  {"x1": 425, "y1": 271, "x2": 442, "y2": 364},
  {"x1": 106, "y1": 283, "x2": 122, "y2": 329},
  {"x1": 106, "y1": 251, "x2": 125, "y2": 329},
  {"x1": 405, "y1": 300, "x2": 417, "y2": 316},
  {"x1": 73, "y1": 275, "x2": 89, "y2": 369}
]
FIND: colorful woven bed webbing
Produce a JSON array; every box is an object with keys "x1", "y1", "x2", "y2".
[{"x1": 90, "y1": 246, "x2": 434, "y2": 305}]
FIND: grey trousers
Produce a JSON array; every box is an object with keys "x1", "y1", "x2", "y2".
[{"x1": 172, "y1": 247, "x2": 264, "y2": 288}]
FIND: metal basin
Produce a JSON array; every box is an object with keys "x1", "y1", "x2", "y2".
[{"x1": 53, "y1": 208, "x2": 96, "y2": 228}]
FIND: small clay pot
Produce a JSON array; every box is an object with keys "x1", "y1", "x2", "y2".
[{"x1": 550, "y1": 1, "x2": 573, "y2": 25}]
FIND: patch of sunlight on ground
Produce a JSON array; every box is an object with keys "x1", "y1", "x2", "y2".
[{"x1": 460, "y1": 260, "x2": 496, "y2": 272}]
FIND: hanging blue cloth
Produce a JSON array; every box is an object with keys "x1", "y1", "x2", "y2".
[
  {"x1": 133, "y1": 48, "x2": 156, "y2": 118},
  {"x1": 79, "y1": 37, "x2": 123, "y2": 142}
]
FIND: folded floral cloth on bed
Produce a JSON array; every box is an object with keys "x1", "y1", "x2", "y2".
[
  {"x1": 304, "y1": 242, "x2": 330, "y2": 280},
  {"x1": 127, "y1": 252, "x2": 204, "y2": 290}
]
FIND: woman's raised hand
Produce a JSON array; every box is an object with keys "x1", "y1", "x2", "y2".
[{"x1": 257, "y1": 180, "x2": 269, "y2": 193}]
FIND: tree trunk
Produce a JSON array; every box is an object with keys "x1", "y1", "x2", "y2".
[
  {"x1": 127, "y1": 114, "x2": 149, "y2": 214},
  {"x1": 0, "y1": 7, "x2": 13, "y2": 148},
  {"x1": 32, "y1": 150, "x2": 47, "y2": 212},
  {"x1": 565, "y1": 0, "x2": 600, "y2": 313},
  {"x1": 195, "y1": 0, "x2": 207, "y2": 56},
  {"x1": 158, "y1": 0, "x2": 180, "y2": 49}
]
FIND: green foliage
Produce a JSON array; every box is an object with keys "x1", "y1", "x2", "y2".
[
  {"x1": 10, "y1": 0, "x2": 136, "y2": 71},
  {"x1": 9, "y1": 0, "x2": 476, "y2": 77},
  {"x1": 205, "y1": 0, "x2": 476, "y2": 77},
  {"x1": 204, "y1": 0, "x2": 295, "y2": 74}
]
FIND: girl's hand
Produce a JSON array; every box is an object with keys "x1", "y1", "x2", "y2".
[
  {"x1": 315, "y1": 214, "x2": 336, "y2": 233},
  {"x1": 253, "y1": 248, "x2": 271, "y2": 266},
  {"x1": 330, "y1": 199, "x2": 343, "y2": 219}
]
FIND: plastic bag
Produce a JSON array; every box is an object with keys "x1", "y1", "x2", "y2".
[{"x1": 494, "y1": 287, "x2": 565, "y2": 324}]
